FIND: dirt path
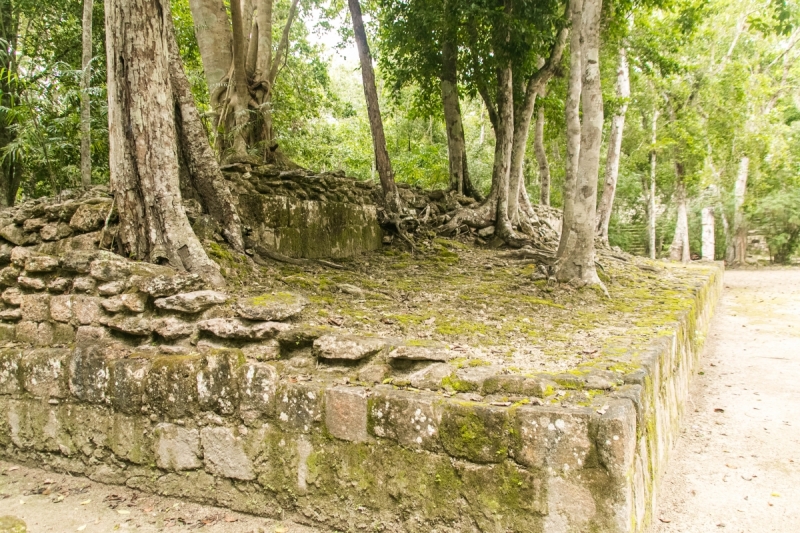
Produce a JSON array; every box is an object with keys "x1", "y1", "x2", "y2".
[{"x1": 651, "y1": 268, "x2": 800, "y2": 532}]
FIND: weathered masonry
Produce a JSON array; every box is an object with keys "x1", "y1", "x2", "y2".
[{"x1": 0, "y1": 190, "x2": 723, "y2": 532}]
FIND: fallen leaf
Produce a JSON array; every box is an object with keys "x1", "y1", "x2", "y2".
[
  {"x1": 274, "y1": 527, "x2": 288, "y2": 533},
  {"x1": 714, "y1": 408, "x2": 725, "y2": 413},
  {"x1": 80, "y1": 499, "x2": 92, "y2": 505},
  {"x1": 77, "y1": 525, "x2": 87, "y2": 532},
  {"x1": 224, "y1": 515, "x2": 238, "y2": 523},
  {"x1": 43, "y1": 478, "x2": 56, "y2": 484},
  {"x1": 771, "y1": 492, "x2": 781, "y2": 497},
  {"x1": 7, "y1": 467, "x2": 19, "y2": 472},
  {"x1": 658, "y1": 517, "x2": 671, "y2": 523},
  {"x1": 117, "y1": 509, "x2": 130, "y2": 515}
]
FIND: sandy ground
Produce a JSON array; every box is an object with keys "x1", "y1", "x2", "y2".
[
  {"x1": 651, "y1": 268, "x2": 800, "y2": 533},
  {"x1": 0, "y1": 461, "x2": 323, "y2": 532}
]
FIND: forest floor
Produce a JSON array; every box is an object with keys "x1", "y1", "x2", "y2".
[{"x1": 651, "y1": 268, "x2": 800, "y2": 533}]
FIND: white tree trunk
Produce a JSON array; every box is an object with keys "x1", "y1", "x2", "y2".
[
  {"x1": 556, "y1": 0, "x2": 604, "y2": 286},
  {"x1": 668, "y1": 178, "x2": 690, "y2": 262},
  {"x1": 728, "y1": 156, "x2": 749, "y2": 264},
  {"x1": 596, "y1": 45, "x2": 630, "y2": 244},
  {"x1": 80, "y1": 0, "x2": 93, "y2": 189},
  {"x1": 702, "y1": 207, "x2": 715, "y2": 260},
  {"x1": 106, "y1": 0, "x2": 224, "y2": 286},
  {"x1": 647, "y1": 109, "x2": 659, "y2": 259},
  {"x1": 556, "y1": 0, "x2": 584, "y2": 259}
]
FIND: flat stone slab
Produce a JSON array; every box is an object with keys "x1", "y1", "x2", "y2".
[
  {"x1": 312, "y1": 334, "x2": 386, "y2": 361},
  {"x1": 233, "y1": 292, "x2": 308, "y2": 321},
  {"x1": 388, "y1": 340, "x2": 453, "y2": 362},
  {"x1": 154, "y1": 290, "x2": 228, "y2": 314},
  {"x1": 198, "y1": 318, "x2": 290, "y2": 340}
]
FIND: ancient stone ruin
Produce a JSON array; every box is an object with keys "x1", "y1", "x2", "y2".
[{"x1": 0, "y1": 181, "x2": 723, "y2": 533}]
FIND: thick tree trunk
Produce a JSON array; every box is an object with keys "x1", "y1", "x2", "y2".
[
  {"x1": 728, "y1": 156, "x2": 749, "y2": 265},
  {"x1": 596, "y1": 45, "x2": 630, "y2": 244},
  {"x1": 668, "y1": 174, "x2": 690, "y2": 262},
  {"x1": 534, "y1": 105, "x2": 551, "y2": 206},
  {"x1": 647, "y1": 109, "x2": 658, "y2": 259},
  {"x1": 556, "y1": 0, "x2": 584, "y2": 259},
  {"x1": 106, "y1": 0, "x2": 224, "y2": 286},
  {"x1": 555, "y1": 0, "x2": 604, "y2": 286},
  {"x1": 0, "y1": 0, "x2": 19, "y2": 207},
  {"x1": 187, "y1": 0, "x2": 232, "y2": 119},
  {"x1": 493, "y1": 62, "x2": 515, "y2": 239},
  {"x1": 80, "y1": 0, "x2": 93, "y2": 189},
  {"x1": 227, "y1": 0, "x2": 251, "y2": 158},
  {"x1": 441, "y1": 17, "x2": 465, "y2": 196},
  {"x1": 348, "y1": 0, "x2": 401, "y2": 213}
]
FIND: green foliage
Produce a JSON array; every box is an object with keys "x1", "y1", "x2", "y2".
[{"x1": 749, "y1": 188, "x2": 800, "y2": 263}]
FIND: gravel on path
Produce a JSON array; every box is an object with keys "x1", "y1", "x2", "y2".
[{"x1": 651, "y1": 268, "x2": 800, "y2": 533}]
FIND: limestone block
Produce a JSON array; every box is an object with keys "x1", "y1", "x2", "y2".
[
  {"x1": 110, "y1": 357, "x2": 150, "y2": 414},
  {"x1": 276, "y1": 325, "x2": 331, "y2": 353},
  {"x1": 154, "y1": 290, "x2": 227, "y2": 314},
  {"x1": 75, "y1": 326, "x2": 109, "y2": 344},
  {"x1": 153, "y1": 423, "x2": 202, "y2": 471},
  {"x1": 482, "y1": 374, "x2": 553, "y2": 397},
  {"x1": 312, "y1": 334, "x2": 386, "y2": 361},
  {"x1": 1, "y1": 287, "x2": 22, "y2": 306},
  {"x1": 0, "y1": 515, "x2": 26, "y2": 533},
  {"x1": 439, "y1": 401, "x2": 511, "y2": 464},
  {"x1": 276, "y1": 381, "x2": 325, "y2": 433},
  {"x1": 97, "y1": 280, "x2": 126, "y2": 296},
  {"x1": 238, "y1": 362, "x2": 278, "y2": 424},
  {"x1": 145, "y1": 355, "x2": 202, "y2": 418},
  {"x1": 152, "y1": 317, "x2": 195, "y2": 340},
  {"x1": 69, "y1": 200, "x2": 111, "y2": 232},
  {"x1": 200, "y1": 427, "x2": 255, "y2": 481},
  {"x1": 60, "y1": 251, "x2": 94, "y2": 273},
  {"x1": 0, "y1": 323, "x2": 13, "y2": 341},
  {"x1": 0, "y1": 308, "x2": 21, "y2": 322},
  {"x1": 72, "y1": 277, "x2": 96, "y2": 293},
  {"x1": 0, "y1": 224, "x2": 24, "y2": 246},
  {"x1": 16, "y1": 321, "x2": 54, "y2": 347},
  {"x1": 110, "y1": 413, "x2": 153, "y2": 465},
  {"x1": 139, "y1": 273, "x2": 205, "y2": 298},
  {"x1": 369, "y1": 388, "x2": 441, "y2": 450},
  {"x1": 0, "y1": 266, "x2": 19, "y2": 286},
  {"x1": 50, "y1": 295, "x2": 73, "y2": 323},
  {"x1": 20, "y1": 348, "x2": 70, "y2": 399},
  {"x1": 198, "y1": 318, "x2": 289, "y2": 340},
  {"x1": 10, "y1": 247, "x2": 32, "y2": 267},
  {"x1": 47, "y1": 277, "x2": 71, "y2": 293},
  {"x1": 325, "y1": 386, "x2": 369, "y2": 443},
  {"x1": 593, "y1": 399, "x2": 637, "y2": 481},
  {"x1": 241, "y1": 340, "x2": 280, "y2": 361},
  {"x1": 103, "y1": 315, "x2": 151, "y2": 336},
  {"x1": 24, "y1": 254, "x2": 59, "y2": 273},
  {"x1": 233, "y1": 292, "x2": 308, "y2": 321},
  {"x1": 388, "y1": 340, "x2": 452, "y2": 362},
  {"x1": 0, "y1": 242, "x2": 11, "y2": 264},
  {"x1": 452, "y1": 365, "x2": 505, "y2": 393},
  {"x1": 73, "y1": 295, "x2": 103, "y2": 325},
  {"x1": 510, "y1": 406, "x2": 594, "y2": 472},
  {"x1": 69, "y1": 344, "x2": 111, "y2": 404},
  {"x1": 102, "y1": 293, "x2": 147, "y2": 314},
  {"x1": 40, "y1": 221, "x2": 73, "y2": 241},
  {"x1": 197, "y1": 350, "x2": 242, "y2": 415},
  {"x1": 22, "y1": 217, "x2": 47, "y2": 232},
  {"x1": 0, "y1": 348, "x2": 22, "y2": 394},
  {"x1": 89, "y1": 257, "x2": 131, "y2": 282},
  {"x1": 17, "y1": 275, "x2": 46, "y2": 291},
  {"x1": 408, "y1": 363, "x2": 454, "y2": 390},
  {"x1": 52, "y1": 323, "x2": 75, "y2": 345}
]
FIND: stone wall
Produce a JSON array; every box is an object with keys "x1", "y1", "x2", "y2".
[
  {"x1": 0, "y1": 210, "x2": 724, "y2": 533},
  {"x1": 221, "y1": 165, "x2": 383, "y2": 259}
]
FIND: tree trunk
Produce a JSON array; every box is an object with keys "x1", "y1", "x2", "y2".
[
  {"x1": 187, "y1": 0, "x2": 232, "y2": 121},
  {"x1": 596, "y1": 45, "x2": 630, "y2": 244},
  {"x1": 226, "y1": 0, "x2": 251, "y2": 158},
  {"x1": 534, "y1": 105, "x2": 551, "y2": 206},
  {"x1": 728, "y1": 156, "x2": 749, "y2": 265},
  {"x1": 0, "y1": 0, "x2": 20, "y2": 207},
  {"x1": 492, "y1": 61, "x2": 515, "y2": 239},
  {"x1": 441, "y1": 9, "x2": 465, "y2": 196},
  {"x1": 555, "y1": 0, "x2": 604, "y2": 286},
  {"x1": 647, "y1": 109, "x2": 659, "y2": 259},
  {"x1": 348, "y1": 0, "x2": 401, "y2": 213},
  {"x1": 556, "y1": 0, "x2": 584, "y2": 259},
  {"x1": 701, "y1": 207, "x2": 715, "y2": 260},
  {"x1": 80, "y1": 0, "x2": 93, "y2": 189},
  {"x1": 106, "y1": 0, "x2": 224, "y2": 286},
  {"x1": 668, "y1": 173, "x2": 690, "y2": 262}
]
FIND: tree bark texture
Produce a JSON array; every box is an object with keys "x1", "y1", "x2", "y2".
[
  {"x1": 596, "y1": 45, "x2": 630, "y2": 244},
  {"x1": 0, "y1": 0, "x2": 20, "y2": 207},
  {"x1": 701, "y1": 207, "x2": 715, "y2": 261},
  {"x1": 106, "y1": 0, "x2": 225, "y2": 286},
  {"x1": 348, "y1": 0, "x2": 401, "y2": 213},
  {"x1": 492, "y1": 61, "x2": 515, "y2": 239},
  {"x1": 441, "y1": 21, "x2": 465, "y2": 196},
  {"x1": 80, "y1": 0, "x2": 93, "y2": 189},
  {"x1": 556, "y1": 0, "x2": 604, "y2": 286},
  {"x1": 647, "y1": 109, "x2": 659, "y2": 259},
  {"x1": 728, "y1": 156, "x2": 749, "y2": 265},
  {"x1": 556, "y1": 0, "x2": 584, "y2": 259},
  {"x1": 668, "y1": 173, "x2": 690, "y2": 262},
  {"x1": 534, "y1": 105, "x2": 551, "y2": 206}
]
